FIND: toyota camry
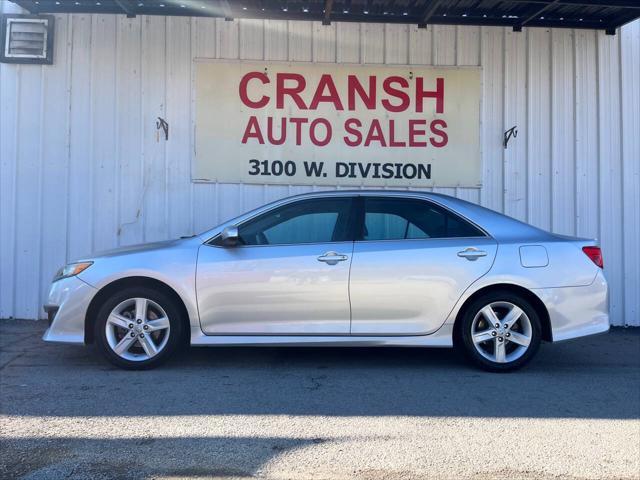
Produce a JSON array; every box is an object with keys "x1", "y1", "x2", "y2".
[{"x1": 43, "y1": 191, "x2": 609, "y2": 371}]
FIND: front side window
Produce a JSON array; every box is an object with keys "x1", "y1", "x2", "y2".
[
  {"x1": 238, "y1": 198, "x2": 353, "y2": 246},
  {"x1": 362, "y1": 198, "x2": 484, "y2": 241}
]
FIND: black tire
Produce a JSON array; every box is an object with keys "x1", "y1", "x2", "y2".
[
  {"x1": 94, "y1": 286, "x2": 184, "y2": 370},
  {"x1": 459, "y1": 290, "x2": 542, "y2": 372}
]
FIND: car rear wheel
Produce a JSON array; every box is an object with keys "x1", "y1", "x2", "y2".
[
  {"x1": 94, "y1": 287, "x2": 183, "y2": 370},
  {"x1": 459, "y1": 291, "x2": 541, "y2": 372}
]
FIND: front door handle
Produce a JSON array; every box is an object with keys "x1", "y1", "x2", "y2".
[
  {"x1": 457, "y1": 247, "x2": 488, "y2": 261},
  {"x1": 317, "y1": 251, "x2": 348, "y2": 265}
]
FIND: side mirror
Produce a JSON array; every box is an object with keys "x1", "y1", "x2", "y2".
[{"x1": 220, "y1": 226, "x2": 240, "y2": 247}]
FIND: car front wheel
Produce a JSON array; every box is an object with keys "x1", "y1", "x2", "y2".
[
  {"x1": 459, "y1": 291, "x2": 542, "y2": 372},
  {"x1": 94, "y1": 287, "x2": 183, "y2": 370}
]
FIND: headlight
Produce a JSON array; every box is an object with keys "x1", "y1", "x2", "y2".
[{"x1": 53, "y1": 262, "x2": 93, "y2": 282}]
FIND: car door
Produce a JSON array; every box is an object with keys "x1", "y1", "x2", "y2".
[
  {"x1": 349, "y1": 196, "x2": 497, "y2": 335},
  {"x1": 196, "y1": 197, "x2": 355, "y2": 335}
]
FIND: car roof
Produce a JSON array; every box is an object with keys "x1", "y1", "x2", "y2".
[{"x1": 200, "y1": 189, "x2": 556, "y2": 243}]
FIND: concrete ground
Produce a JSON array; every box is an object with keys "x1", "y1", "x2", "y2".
[{"x1": 0, "y1": 320, "x2": 638, "y2": 480}]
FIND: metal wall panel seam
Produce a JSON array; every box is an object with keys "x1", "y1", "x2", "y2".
[
  {"x1": 10, "y1": 66, "x2": 21, "y2": 317},
  {"x1": 114, "y1": 16, "x2": 120, "y2": 247},
  {"x1": 138, "y1": 16, "x2": 145, "y2": 243},
  {"x1": 571, "y1": 28, "x2": 578, "y2": 238},
  {"x1": 35, "y1": 61, "x2": 44, "y2": 318},
  {"x1": 64, "y1": 15, "x2": 74, "y2": 262},
  {"x1": 10, "y1": 65, "x2": 20, "y2": 316},
  {"x1": 617, "y1": 31, "x2": 626, "y2": 325}
]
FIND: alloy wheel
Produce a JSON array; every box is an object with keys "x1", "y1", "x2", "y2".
[
  {"x1": 471, "y1": 301, "x2": 532, "y2": 364},
  {"x1": 104, "y1": 297, "x2": 171, "y2": 362}
]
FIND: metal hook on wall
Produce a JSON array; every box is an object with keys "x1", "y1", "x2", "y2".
[
  {"x1": 504, "y1": 125, "x2": 518, "y2": 149},
  {"x1": 156, "y1": 117, "x2": 169, "y2": 141}
]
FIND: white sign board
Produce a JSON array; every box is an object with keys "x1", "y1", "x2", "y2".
[{"x1": 194, "y1": 60, "x2": 481, "y2": 187}]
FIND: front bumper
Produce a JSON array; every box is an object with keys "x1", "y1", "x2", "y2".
[
  {"x1": 532, "y1": 269, "x2": 610, "y2": 342},
  {"x1": 42, "y1": 276, "x2": 97, "y2": 344}
]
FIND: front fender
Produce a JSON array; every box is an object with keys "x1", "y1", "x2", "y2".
[{"x1": 77, "y1": 247, "x2": 200, "y2": 329}]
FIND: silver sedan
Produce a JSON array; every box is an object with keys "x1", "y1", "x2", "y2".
[{"x1": 43, "y1": 191, "x2": 609, "y2": 371}]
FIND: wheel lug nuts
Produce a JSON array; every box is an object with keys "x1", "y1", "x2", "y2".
[
  {"x1": 130, "y1": 332, "x2": 135, "y2": 337},
  {"x1": 504, "y1": 324, "x2": 508, "y2": 329},
  {"x1": 139, "y1": 333, "x2": 144, "y2": 338},
  {"x1": 498, "y1": 337, "x2": 503, "y2": 342},
  {"x1": 137, "y1": 319, "x2": 143, "y2": 324},
  {"x1": 506, "y1": 332, "x2": 511, "y2": 337},
  {"x1": 491, "y1": 331, "x2": 497, "y2": 336},
  {"x1": 128, "y1": 323, "x2": 134, "y2": 329},
  {"x1": 143, "y1": 325, "x2": 149, "y2": 330},
  {"x1": 494, "y1": 323, "x2": 500, "y2": 328}
]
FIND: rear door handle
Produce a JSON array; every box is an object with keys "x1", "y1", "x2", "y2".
[
  {"x1": 317, "y1": 251, "x2": 348, "y2": 265},
  {"x1": 457, "y1": 247, "x2": 487, "y2": 261}
]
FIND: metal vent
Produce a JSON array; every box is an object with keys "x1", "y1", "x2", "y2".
[
  {"x1": 7, "y1": 19, "x2": 47, "y2": 57},
  {"x1": 1, "y1": 15, "x2": 54, "y2": 64}
]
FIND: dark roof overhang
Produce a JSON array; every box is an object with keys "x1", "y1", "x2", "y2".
[{"x1": 11, "y1": 0, "x2": 640, "y2": 35}]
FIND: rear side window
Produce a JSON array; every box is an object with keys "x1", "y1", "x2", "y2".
[{"x1": 361, "y1": 198, "x2": 484, "y2": 241}]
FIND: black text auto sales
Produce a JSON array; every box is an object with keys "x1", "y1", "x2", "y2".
[{"x1": 237, "y1": 72, "x2": 449, "y2": 149}]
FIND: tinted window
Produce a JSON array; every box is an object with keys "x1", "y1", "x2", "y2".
[
  {"x1": 362, "y1": 198, "x2": 483, "y2": 241},
  {"x1": 238, "y1": 198, "x2": 353, "y2": 246}
]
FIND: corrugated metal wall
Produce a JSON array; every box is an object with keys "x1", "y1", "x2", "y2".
[{"x1": 1, "y1": 3, "x2": 639, "y2": 325}]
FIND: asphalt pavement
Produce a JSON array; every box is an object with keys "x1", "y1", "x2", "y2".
[{"x1": 1, "y1": 319, "x2": 639, "y2": 480}]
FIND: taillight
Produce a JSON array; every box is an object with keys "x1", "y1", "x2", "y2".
[{"x1": 582, "y1": 246, "x2": 603, "y2": 268}]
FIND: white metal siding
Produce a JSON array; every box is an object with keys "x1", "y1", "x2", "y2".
[{"x1": 1, "y1": 4, "x2": 638, "y2": 325}]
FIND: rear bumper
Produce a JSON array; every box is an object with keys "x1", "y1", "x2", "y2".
[
  {"x1": 532, "y1": 269, "x2": 610, "y2": 342},
  {"x1": 42, "y1": 276, "x2": 97, "y2": 345}
]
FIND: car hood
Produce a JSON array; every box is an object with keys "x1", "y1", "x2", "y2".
[{"x1": 80, "y1": 238, "x2": 188, "y2": 260}]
